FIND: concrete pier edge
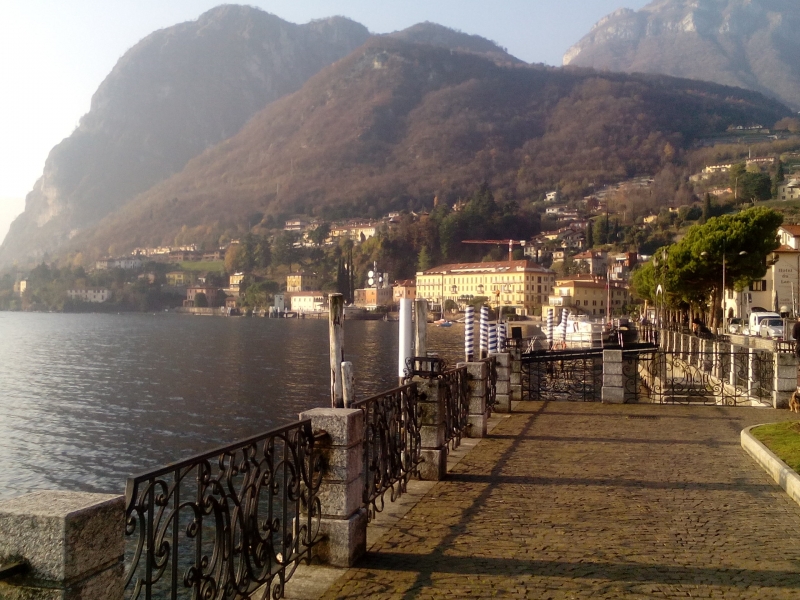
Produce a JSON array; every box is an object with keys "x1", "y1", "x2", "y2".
[{"x1": 741, "y1": 424, "x2": 800, "y2": 508}]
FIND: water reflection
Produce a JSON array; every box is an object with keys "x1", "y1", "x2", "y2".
[{"x1": 0, "y1": 313, "x2": 465, "y2": 500}]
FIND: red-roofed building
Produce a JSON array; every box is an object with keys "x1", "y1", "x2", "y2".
[{"x1": 415, "y1": 260, "x2": 555, "y2": 315}]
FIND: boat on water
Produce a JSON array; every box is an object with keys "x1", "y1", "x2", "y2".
[{"x1": 563, "y1": 315, "x2": 604, "y2": 348}]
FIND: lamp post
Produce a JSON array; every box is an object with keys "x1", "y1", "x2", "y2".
[{"x1": 701, "y1": 247, "x2": 747, "y2": 330}]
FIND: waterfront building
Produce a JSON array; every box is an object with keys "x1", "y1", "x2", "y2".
[
  {"x1": 415, "y1": 260, "x2": 555, "y2": 315},
  {"x1": 184, "y1": 285, "x2": 222, "y2": 307},
  {"x1": 13, "y1": 280, "x2": 26, "y2": 297},
  {"x1": 724, "y1": 242, "x2": 800, "y2": 319},
  {"x1": 354, "y1": 287, "x2": 393, "y2": 309},
  {"x1": 290, "y1": 292, "x2": 326, "y2": 313},
  {"x1": 548, "y1": 277, "x2": 629, "y2": 317},
  {"x1": 229, "y1": 272, "x2": 245, "y2": 294},
  {"x1": 393, "y1": 280, "x2": 416, "y2": 302},
  {"x1": 67, "y1": 288, "x2": 111, "y2": 303}
]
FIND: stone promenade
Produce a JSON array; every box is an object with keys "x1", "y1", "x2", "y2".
[{"x1": 320, "y1": 401, "x2": 800, "y2": 599}]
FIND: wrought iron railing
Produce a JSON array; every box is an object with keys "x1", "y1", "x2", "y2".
[
  {"x1": 353, "y1": 383, "x2": 423, "y2": 520},
  {"x1": 632, "y1": 346, "x2": 775, "y2": 406},
  {"x1": 124, "y1": 420, "x2": 322, "y2": 600},
  {"x1": 481, "y1": 356, "x2": 497, "y2": 412},
  {"x1": 521, "y1": 349, "x2": 604, "y2": 402},
  {"x1": 441, "y1": 366, "x2": 470, "y2": 451}
]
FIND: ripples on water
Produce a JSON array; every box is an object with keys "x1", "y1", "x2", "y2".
[{"x1": 0, "y1": 312, "x2": 464, "y2": 500}]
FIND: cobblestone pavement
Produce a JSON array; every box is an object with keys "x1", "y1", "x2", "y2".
[{"x1": 320, "y1": 401, "x2": 800, "y2": 599}]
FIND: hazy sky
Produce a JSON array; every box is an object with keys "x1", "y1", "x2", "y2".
[{"x1": 0, "y1": 0, "x2": 650, "y2": 241}]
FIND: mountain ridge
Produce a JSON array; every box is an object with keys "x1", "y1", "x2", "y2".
[
  {"x1": 0, "y1": 5, "x2": 371, "y2": 267},
  {"x1": 564, "y1": 0, "x2": 800, "y2": 110},
  {"x1": 66, "y1": 37, "x2": 790, "y2": 260}
]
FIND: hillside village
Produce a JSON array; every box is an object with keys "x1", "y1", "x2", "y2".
[{"x1": 5, "y1": 130, "x2": 800, "y2": 326}]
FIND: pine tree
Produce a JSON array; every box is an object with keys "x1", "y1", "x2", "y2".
[
  {"x1": 702, "y1": 193, "x2": 712, "y2": 223},
  {"x1": 586, "y1": 220, "x2": 594, "y2": 248}
]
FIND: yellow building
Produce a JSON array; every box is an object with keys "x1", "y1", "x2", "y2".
[
  {"x1": 416, "y1": 260, "x2": 555, "y2": 315},
  {"x1": 166, "y1": 271, "x2": 187, "y2": 286},
  {"x1": 286, "y1": 271, "x2": 318, "y2": 292},
  {"x1": 549, "y1": 277, "x2": 630, "y2": 317}
]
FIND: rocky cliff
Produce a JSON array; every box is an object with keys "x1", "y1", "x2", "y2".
[
  {"x1": 564, "y1": 0, "x2": 800, "y2": 110},
  {"x1": 0, "y1": 5, "x2": 370, "y2": 266}
]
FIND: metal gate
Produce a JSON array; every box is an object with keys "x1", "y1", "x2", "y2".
[{"x1": 521, "y1": 348, "x2": 603, "y2": 402}]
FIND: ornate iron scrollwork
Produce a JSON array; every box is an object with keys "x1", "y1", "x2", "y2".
[
  {"x1": 353, "y1": 383, "x2": 423, "y2": 520},
  {"x1": 124, "y1": 420, "x2": 322, "y2": 600}
]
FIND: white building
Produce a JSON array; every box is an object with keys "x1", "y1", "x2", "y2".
[
  {"x1": 95, "y1": 257, "x2": 143, "y2": 270},
  {"x1": 67, "y1": 289, "x2": 111, "y2": 303},
  {"x1": 290, "y1": 292, "x2": 326, "y2": 313},
  {"x1": 723, "y1": 227, "x2": 800, "y2": 319}
]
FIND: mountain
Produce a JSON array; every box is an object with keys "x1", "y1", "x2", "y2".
[
  {"x1": 563, "y1": 0, "x2": 800, "y2": 110},
  {"x1": 387, "y1": 22, "x2": 519, "y2": 63},
  {"x1": 0, "y1": 5, "x2": 370, "y2": 267},
  {"x1": 69, "y1": 37, "x2": 790, "y2": 259}
]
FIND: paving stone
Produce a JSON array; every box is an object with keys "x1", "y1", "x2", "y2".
[{"x1": 318, "y1": 402, "x2": 800, "y2": 599}]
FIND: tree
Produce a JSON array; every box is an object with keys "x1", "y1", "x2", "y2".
[
  {"x1": 663, "y1": 207, "x2": 782, "y2": 328},
  {"x1": 701, "y1": 193, "x2": 712, "y2": 223},
  {"x1": 585, "y1": 220, "x2": 594, "y2": 248},
  {"x1": 225, "y1": 244, "x2": 245, "y2": 274},
  {"x1": 309, "y1": 222, "x2": 331, "y2": 247},
  {"x1": 417, "y1": 246, "x2": 433, "y2": 271},
  {"x1": 740, "y1": 172, "x2": 772, "y2": 202},
  {"x1": 271, "y1": 232, "x2": 298, "y2": 271},
  {"x1": 194, "y1": 292, "x2": 208, "y2": 308}
]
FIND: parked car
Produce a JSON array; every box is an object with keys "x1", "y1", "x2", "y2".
[
  {"x1": 743, "y1": 311, "x2": 781, "y2": 336},
  {"x1": 728, "y1": 318, "x2": 743, "y2": 334},
  {"x1": 758, "y1": 318, "x2": 784, "y2": 339}
]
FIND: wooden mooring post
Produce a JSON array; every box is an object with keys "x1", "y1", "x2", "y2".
[
  {"x1": 414, "y1": 298, "x2": 428, "y2": 357},
  {"x1": 329, "y1": 293, "x2": 345, "y2": 408}
]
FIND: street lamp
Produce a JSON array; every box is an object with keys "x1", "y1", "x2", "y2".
[{"x1": 701, "y1": 247, "x2": 747, "y2": 328}]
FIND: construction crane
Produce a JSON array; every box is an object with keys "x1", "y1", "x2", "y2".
[{"x1": 462, "y1": 239, "x2": 527, "y2": 262}]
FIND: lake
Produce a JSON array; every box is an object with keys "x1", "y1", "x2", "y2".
[{"x1": 0, "y1": 312, "x2": 464, "y2": 500}]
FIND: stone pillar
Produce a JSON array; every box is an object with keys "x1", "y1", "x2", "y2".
[
  {"x1": 458, "y1": 361, "x2": 488, "y2": 438},
  {"x1": 729, "y1": 345, "x2": 737, "y2": 387},
  {"x1": 602, "y1": 349, "x2": 625, "y2": 404},
  {"x1": 509, "y1": 348, "x2": 522, "y2": 402},
  {"x1": 298, "y1": 408, "x2": 367, "y2": 567},
  {"x1": 490, "y1": 352, "x2": 512, "y2": 412},
  {"x1": 748, "y1": 348, "x2": 756, "y2": 399},
  {"x1": 0, "y1": 491, "x2": 125, "y2": 600},
  {"x1": 415, "y1": 378, "x2": 448, "y2": 480},
  {"x1": 773, "y1": 353, "x2": 798, "y2": 409}
]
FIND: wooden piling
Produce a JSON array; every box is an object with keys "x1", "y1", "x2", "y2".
[
  {"x1": 341, "y1": 361, "x2": 355, "y2": 408},
  {"x1": 414, "y1": 298, "x2": 428, "y2": 358},
  {"x1": 329, "y1": 293, "x2": 345, "y2": 408}
]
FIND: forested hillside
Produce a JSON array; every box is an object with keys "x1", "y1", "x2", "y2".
[{"x1": 70, "y1": 36, "x2": 790, "y2": 259}]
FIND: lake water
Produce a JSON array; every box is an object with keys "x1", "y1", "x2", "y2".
[{"x1": 0, "y1": 312, "x2": 464, "y2": 500}]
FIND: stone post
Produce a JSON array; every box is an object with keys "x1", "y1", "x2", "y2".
[
  {"x1": 773, "y1": 353, "x2": 797, "y2": 409},
  {"x1": 602, "y1": 349, "x2": 625, "y2": 404},
  {"x1": 415, "y1": 378, "x2": 448, "y2": 480},
  {"x1": 490, "y1": 352, "x2": 512, "y2": 413},
  {"x1": 509, "y1": 348, "x2": 522, "y2": 402},
  {"x1": 298, "y1": 408, "x2": 367, "y2": 567},
  {"x1": 0, "y1": 491, "x2": 125, "y2": 600},
  {"x1": 458, "y1": 361, "x2": 489, "y2": 438},
  {"x1": 748, "y1": 348, "x2": 756, "y2": 399}
]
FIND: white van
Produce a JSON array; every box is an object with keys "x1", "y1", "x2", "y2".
[{"x1": 743, "y1": 311, "x2": 780, "y2": 336}]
